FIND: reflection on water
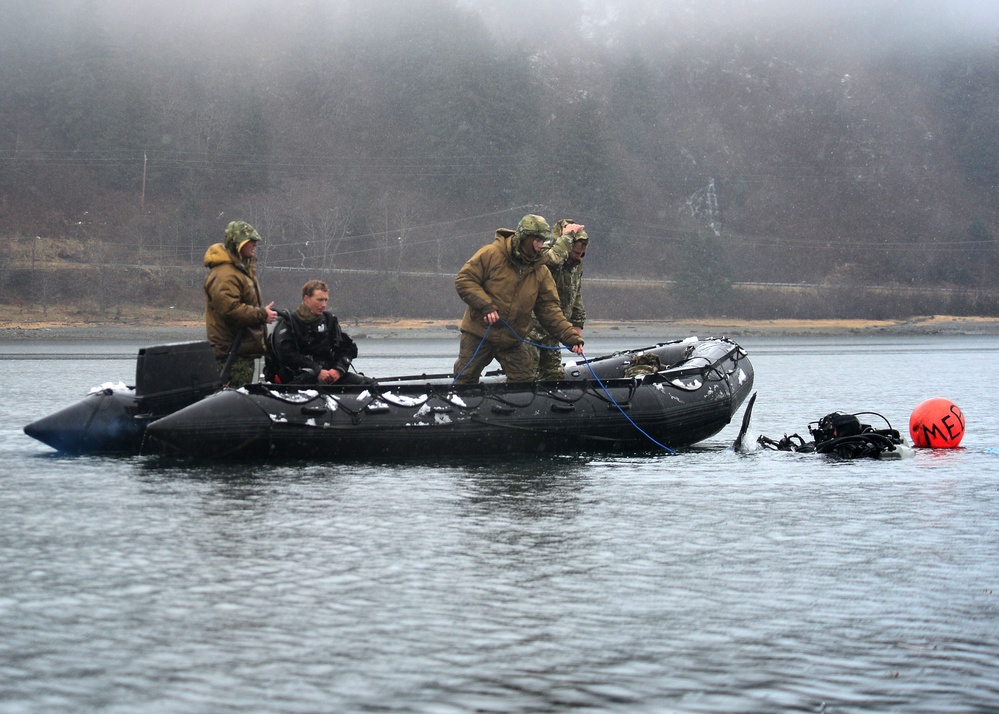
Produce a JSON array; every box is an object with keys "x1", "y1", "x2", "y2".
[{"x1": 2, "y1": 336, "x2": 999, "y2": 712}]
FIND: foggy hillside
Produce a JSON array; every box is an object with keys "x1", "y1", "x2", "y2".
[{"x1": 1, "y1": 0, "x2": 997, "y2": 318}]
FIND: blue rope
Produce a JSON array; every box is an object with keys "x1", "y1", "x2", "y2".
[
  {"x1": 451, "y1": 318, "x2": 565, "y2": 385},
  {"x1": 578, "y1": 354, "x2": 678, "y2": 455},
  {"x1": 496, "y1": 316, "x2": 568, "y2": 351},
  {"x1": 451, "y1": 322, "x2": 493, "y2": 385},
  {"x1": 455, "y1": 316, "x2": 677, "y2": 454}
]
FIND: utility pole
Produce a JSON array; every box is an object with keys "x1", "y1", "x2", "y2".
[{"x1": 139, "y1": 153, "x2": 148, "y2": 262}]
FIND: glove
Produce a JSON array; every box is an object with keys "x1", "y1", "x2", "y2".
[{"x1": 545, "y1": 231, "x2": 575, "y2": 264}]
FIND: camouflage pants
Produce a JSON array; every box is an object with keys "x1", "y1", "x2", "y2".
[
  {"x1": 526, "y1": 335, "x2": 566, "y2": 380},
  {"x1": 452, "y1": 331, "x2": 534, "y2": 384},
  {"x1": 217, "y1": 356, "x2": 257, "y2": 388}
]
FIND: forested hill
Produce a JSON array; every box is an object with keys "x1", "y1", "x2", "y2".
[{"x1": 1, "y1": 0, "x2": 997, "y2": 318}]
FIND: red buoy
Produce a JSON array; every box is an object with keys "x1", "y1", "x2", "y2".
[{"x1": 909, "y1": 398, "x2": 965, "y2": 448}]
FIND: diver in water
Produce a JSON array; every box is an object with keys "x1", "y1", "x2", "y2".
[{"x1": 755, "y1": 408, "x2": 911, "y2": 460}]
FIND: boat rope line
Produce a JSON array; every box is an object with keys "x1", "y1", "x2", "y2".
[
  {"x1": 450, "y1": 322, "x2": 494, "y2": 385},
  {"x1": 264, "y1": 328, "x2": 744, "y2": 456},
  {"x1": 448, "y1": 319, "x2": 574, "y2": 384},
  {"x1": 455, "y1": 317, "x2": 679, "y2": 455},
  {"x1": 451, "y1": 318, "x2": 577, "y2": 386},
  {"x1": 578, "y1": 358, "x2": 678, "y2": 455},
  {"x1": 540, "y1": 385, "x2": 590, "y2": 405},
  {"x1": 465, "y1": 414, "x2": 632, "y2": 443}
]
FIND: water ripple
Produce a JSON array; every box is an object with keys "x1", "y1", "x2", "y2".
[{"x1": 4, "y1": 337, "x2": 999, "y2": 712}]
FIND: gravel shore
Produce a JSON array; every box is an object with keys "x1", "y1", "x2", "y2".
[{"x1": 2, "y1": 316, "x2": 998, "y2": 341}]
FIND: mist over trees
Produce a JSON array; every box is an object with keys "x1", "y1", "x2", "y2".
[{"x1": 1, "y1": 0, "x2": 997, "y2": 318}]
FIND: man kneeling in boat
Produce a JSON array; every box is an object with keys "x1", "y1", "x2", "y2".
[
  {"x1": 265, "y1": 280, "x2": 373, "y2": 386},
  {"x1": 453, "y1": 214, "x2": 584, "y2": 384}
]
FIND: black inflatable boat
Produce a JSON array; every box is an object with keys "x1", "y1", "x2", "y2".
[{"x1": 25, "y1": 336, "x2": 755, "y2": 459}]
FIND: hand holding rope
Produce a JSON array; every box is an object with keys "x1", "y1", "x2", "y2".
[{"x1": 453, "y1": 315, "x2": 677, "y2": 455}]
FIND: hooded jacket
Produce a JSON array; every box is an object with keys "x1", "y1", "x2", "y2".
[
  {"x1": 455, "y1": 230, "x2": 583, "y2": 349},
  {"x1": 203, "y1": 243, "x2": 269, "y2": 360}
]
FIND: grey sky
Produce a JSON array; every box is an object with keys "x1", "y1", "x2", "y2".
[
  {"x1": 64, "y1": 0, "x2": 999, "y2": 50},
  {"x1": 463, "y1": 0, "x2": 999, "y2": 49}
]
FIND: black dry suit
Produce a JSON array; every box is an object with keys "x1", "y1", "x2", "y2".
[{"x1": 265, "y1": 308, "x2": 358, "y2": 385}]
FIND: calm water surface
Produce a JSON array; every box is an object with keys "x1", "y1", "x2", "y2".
[{"x1": 2, "y1": 334, "x2": 998, "y2": 713}]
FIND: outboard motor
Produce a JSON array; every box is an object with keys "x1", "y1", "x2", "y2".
[
  {"x1": 133, "y1": 341, "x2": 221, "y2": 416},
  {"x1": 24, "y1": 341, "x2": 221, "y2": 454}
]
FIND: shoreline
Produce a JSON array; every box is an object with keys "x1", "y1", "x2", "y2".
[{"x1": 2, "y1": 315, "x2": 999, "y2": 341}]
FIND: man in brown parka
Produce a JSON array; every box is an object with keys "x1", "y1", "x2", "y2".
[
  {"x1": 452, "y1": 214, "x2": 584, "y2": 384},
  {"x1": 203, "y1": 220, "x2": 277, "y2": 386}
]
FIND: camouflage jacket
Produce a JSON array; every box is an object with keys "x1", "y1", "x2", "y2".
[
  {"x1": 529, "y1": 238, "x2": 586, "y2": 341},
  {"x1": 548, "y1": 259, "x2": 585, "y2": 328}
]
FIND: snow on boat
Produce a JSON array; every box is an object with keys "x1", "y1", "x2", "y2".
[{"x1": 25, "y1": 336, "x2": 755, "y2": 459}]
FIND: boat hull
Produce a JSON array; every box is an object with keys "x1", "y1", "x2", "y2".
[
  {"x1": 23, "y1": 388, "x2": 147, "y2": 455},
  {"x1": 23, "y1": 340, "x2": 220, "y2": 455},
  {"x1": 143, "y1": 337, "x2": 755, "y2": 460},
  {"x1": 25, "y1": 336, "x2": 755, "y2": 459}
]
